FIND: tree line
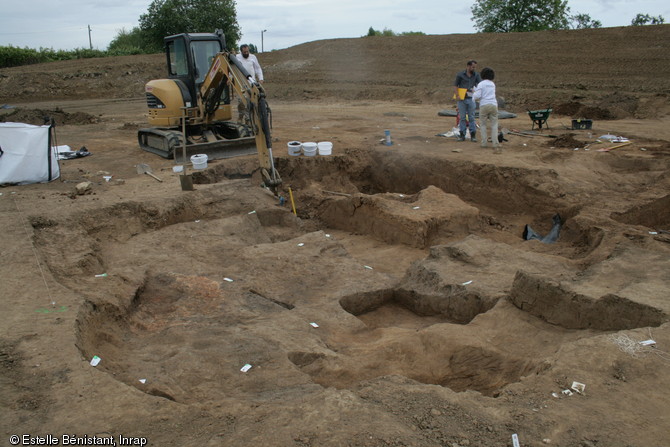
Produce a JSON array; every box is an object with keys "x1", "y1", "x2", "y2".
[{"x1": 471, "y1": 0, "x2": 664, "y2": 32}]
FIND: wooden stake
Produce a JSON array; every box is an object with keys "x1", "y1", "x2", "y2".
[
  {"x1": 288, "y1": 187, "x2": 297, "y2": 216},
  {"x1": 597, "y1": 141, "x2": 632, "y2": 152},
  {"x1": 322, "y1": 189, "x2": 352, "y2": 197}
]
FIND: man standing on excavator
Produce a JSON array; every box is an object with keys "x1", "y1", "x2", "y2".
[
  {"x1": 236, "y1": 44, "x2": 264, "y2": 84},
  {"x1": 236, "y1": 44, "x2": 264, "y2": 124}
]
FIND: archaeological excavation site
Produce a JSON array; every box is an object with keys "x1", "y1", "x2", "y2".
[{"x1": 2, "y1": 24, "x2": 670, "y2": 447}]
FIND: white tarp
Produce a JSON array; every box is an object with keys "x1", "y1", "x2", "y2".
[{"x1": 0, "y1": 122, "x2": 60, "y2": 185}]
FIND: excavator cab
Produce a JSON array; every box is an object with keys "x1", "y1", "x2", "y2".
[{"x1": 165, "y1": 32, "x2": 229, "y2": 108}]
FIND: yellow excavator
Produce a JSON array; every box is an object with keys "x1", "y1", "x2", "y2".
[{"x1": 138, "y1": 30, "x2": 281, "y2": 191}]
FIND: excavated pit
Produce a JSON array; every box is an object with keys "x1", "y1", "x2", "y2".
[
  {"x1": 28, "y1": 149, "x2": 669, "y2": 403},
  {"x1": 200, "y1": 152, "x2": 614, "y2": 257},
  {"x1": 339, "y1": 287, "x2": 494, "y2": 327}
]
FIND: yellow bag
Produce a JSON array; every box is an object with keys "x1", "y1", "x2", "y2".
[{"x1": 452, "y1": 88, "x2": 468, "y2": 100}]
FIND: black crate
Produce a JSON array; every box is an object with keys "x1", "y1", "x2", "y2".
[{"x1": 572, "y1": 119, "x2": 592, "y2": 130}]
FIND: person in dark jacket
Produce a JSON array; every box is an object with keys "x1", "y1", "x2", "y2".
[{"x1": 453, "y1": 60, "x2": 482, "y2": 142}]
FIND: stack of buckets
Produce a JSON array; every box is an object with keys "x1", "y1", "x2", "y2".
[{"x1": 288, "y1": 141, "x2": 332, "y2": 157}]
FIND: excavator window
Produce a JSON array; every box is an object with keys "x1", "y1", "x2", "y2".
[
  {"x1": 191, "y1": 40, "x2": 229, "y2": 104},
  {"x1": 191, "y1": 40, "x2": 222, "y2": 85},
  {"x1": 168, "y1": 39, "x2": 188, "y2": 76}
]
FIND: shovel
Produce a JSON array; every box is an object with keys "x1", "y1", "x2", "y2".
[
  {"x1": 136, "y1": 163, "x2": 163, "y2": 182},
  {"x1": 177, "y1": 107, "x2": 194, "y2": 191}
]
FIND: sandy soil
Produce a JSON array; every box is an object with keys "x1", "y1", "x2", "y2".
[{"x1": 1, "y1": 25, "x2": 669, "y2": 447}]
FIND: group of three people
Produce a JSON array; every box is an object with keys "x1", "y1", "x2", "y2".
[
  {"x1": 237, "y1": 47, "x2": 500, "y2": 152},
  {"x1": 453, "y1": 60, "x2": 501, "y2": 153}
]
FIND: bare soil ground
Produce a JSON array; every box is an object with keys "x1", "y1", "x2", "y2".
[{"x1": 1, "y1": 25, "x2": 669, "y2": 447}]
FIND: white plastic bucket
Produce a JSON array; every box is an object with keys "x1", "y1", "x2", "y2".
[
  {"x1": 317, "y1": 141, "x2": 333, "y2": 156},
  {"x1": 288, "y1": 141, "x2": 302, "y2": 156},
  {"x1": 191, "y1": 154, "x2": 208, "y2": 170},
  {"x1": 302, "y1": 142, "x2": 317, "y2": 157}
]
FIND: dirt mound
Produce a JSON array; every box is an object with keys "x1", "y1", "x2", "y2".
[
  {"x1": 549, "y1": 133, "x2": 586, "y2": 148},
  {"x1": 0, "y1": 53, "x2": 164, "y2": 102},
  {"x1": 1, "y1": 26, "x2": 669, "y2": 118},
  {"x1": 554, "y1": 101, "x2": 619, "y2": 120},
  {"x1": 0, "y1": 107, "x2": 99, "y2": 125}
]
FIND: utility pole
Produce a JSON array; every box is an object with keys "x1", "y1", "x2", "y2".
[
  {"x1": 88, "y1": 25, "x2": 92, "y2": 49},
  {"x1": 261, "y1": 29, "x2": 267, "y2": 52}
]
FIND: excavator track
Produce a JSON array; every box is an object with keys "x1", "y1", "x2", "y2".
[{"x1": 138, "y1": 127, "x2": 257, "y2": 162}]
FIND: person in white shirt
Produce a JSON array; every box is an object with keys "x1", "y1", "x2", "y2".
[
  {"x1": 472, "y1": 67, "x2": 500, "y2": 153},
  {"x1": 235, "y1": 44, "x2": 265, "y2": 125},
  {"x1": 236, "y1": 44, "x2": 264, "y2": 83}
]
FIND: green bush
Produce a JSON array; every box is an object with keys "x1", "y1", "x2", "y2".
[
  {"x1": 0, "y1": 45, "x2": 152, "y2": 68},
  {"x1": 108, "y1": 27, "x2": 150, "y2": 55},
  {"x1": 0, "y1": 46, "x2": 48, "y2": 67},
  {"x1": 364, "y1": 27, "x2": 425, "y2": 37}
]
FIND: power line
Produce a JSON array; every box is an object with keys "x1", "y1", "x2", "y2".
[
  {"x1": 0, "y1": 26, "x2": 86, "y2": 36},
  {"x1": 0, "y1": 23, "x2": 136, "y2": 36}
]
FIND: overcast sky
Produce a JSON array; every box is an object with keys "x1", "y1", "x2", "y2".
[{"x1": 0, "y1": 0, "x2": 667, "y2": 52}]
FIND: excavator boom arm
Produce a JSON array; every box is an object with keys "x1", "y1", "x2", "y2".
[{"x1": 199, "y1": 53, "x2": 280, "y2": 190}]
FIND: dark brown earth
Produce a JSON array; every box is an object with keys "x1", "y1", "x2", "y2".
[{"x1": 1, "y1": 25, "x2": 669, "y2": 447}]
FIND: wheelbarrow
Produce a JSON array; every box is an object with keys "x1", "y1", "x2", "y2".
[{"x1": 528, "y1": 108, "x2": 552, "y2": 130}]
